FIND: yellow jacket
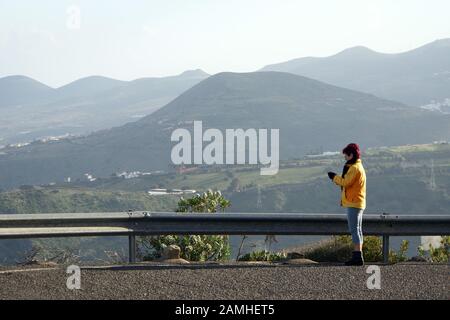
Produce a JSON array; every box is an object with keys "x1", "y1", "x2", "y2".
[{"x1": 332, "y1": 159, "x2": 366, "y2": 209}]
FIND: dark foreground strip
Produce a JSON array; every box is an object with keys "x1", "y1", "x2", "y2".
[{"x1": 0, "y1": 300, "x2": 447, "y2": 319}]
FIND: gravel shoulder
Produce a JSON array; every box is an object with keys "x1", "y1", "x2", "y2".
[{"x1": 0, "y1": 262, "x2": 448, "y2": 300}]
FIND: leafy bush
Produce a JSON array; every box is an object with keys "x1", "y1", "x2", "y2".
[
  {"x1": 140, "y1": 234, "x2": 230, "y2": 262},
  {"x1": 176, "y1": 190, "x2": 231, "y2": 213},
  {"x1": 238, "y1": 250, "x2": 287, "y2": 262},
  {"x1": 389, "y1": 239, "x2": 409, "y2": 263},
  {"x1": 418, "y1": 236, "x2": 449, "y2": 263},
  {"x1": 303, "y1": 236, "x2": 352, "y2": 262},
  {"x1": 302, "y1": 235, "x2": 408, "y2": 263},
  {"x1": 139, "y1": 190, "x2": 231, "y2": 262}
]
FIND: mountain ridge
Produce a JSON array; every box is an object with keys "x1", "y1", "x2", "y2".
[
  {"x1": 0, "y1": 69, "x2": 210, "y2": 145},
  {"x1": 261, "y1": 39, "x2": 450, "y2": 106},
  {"x1": 0, "y1": 71, "x2": 448, "y2": 189}
]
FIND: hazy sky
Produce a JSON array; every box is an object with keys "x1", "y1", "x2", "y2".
[{"x1": 1, "y1": 0, "x2": 449, "y2": 87}]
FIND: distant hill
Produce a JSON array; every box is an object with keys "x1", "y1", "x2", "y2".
[
  {"x1": 54, "y1": 76, "x2": 127, "y2": 100},
  {"x1": 0, "y1": 70, "x2": 210, "y2": 145},
  {"x1": 0, "y1": 71, "x2": 448, "y2": 189},
  {"x1": 261, "y1": 39, "x2": 450, "y2": 106},
  {"x1": 0, "y1": 75, "x2": 54, "y2": 107}
]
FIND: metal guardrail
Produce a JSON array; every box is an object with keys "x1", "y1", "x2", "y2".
[{"x1": 1, "y1": 212, "x2": 449, "y2": 264}]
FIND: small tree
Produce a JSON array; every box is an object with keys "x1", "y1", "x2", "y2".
[
  {"x1": 139, "y1": 190, "x2": 231, "y2": 262},
  {"x1": 176, "y1": 190, "x2": 230, "y2": 213}
]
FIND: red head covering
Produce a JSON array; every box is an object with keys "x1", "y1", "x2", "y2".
[{"x1": 342, "y1": 143, "x2": 361, "y2": 159}]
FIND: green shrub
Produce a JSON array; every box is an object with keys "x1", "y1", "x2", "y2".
[
  {"x1": 389, "y1": 240, "x2": 409, "y2": 263},
  {"x1": 418, "y1": 236, "x2": 449, "y2": 263},
  {"x1": 303, "y1": 237, "x2": 353, "y2": 262},
  {"x1": 237, "y1": 250, "x2": 287, "y2": 262},
  {"x1": 139, "y1": 190, "x2": 231, "y2": 262},
  {"x1": 140, "y1": 234, "x2": 230, "y2": 262},
  {"x1": 303, "y1": 235, "x2": 409, "y2": 264}
]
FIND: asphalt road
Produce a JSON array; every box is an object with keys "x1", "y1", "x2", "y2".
[{"x1": 0, "y1": 262, "x2": 448, "y2": 300}]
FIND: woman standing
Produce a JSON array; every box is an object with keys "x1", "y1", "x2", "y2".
[{"x1": 328, "y1": 143, "x2": 366, "y2": 266}]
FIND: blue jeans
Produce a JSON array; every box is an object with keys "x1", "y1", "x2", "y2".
[{"x1": 346, "y1": 207, "x2": 364, "y2": 244}]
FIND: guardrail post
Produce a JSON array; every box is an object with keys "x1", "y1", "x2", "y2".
[
  {"x1": 382, "y1": 235, "x2": 389, "y2": 264},
  {"x1": 128, "y1": 235, "x2": 136, "y2": 264}
]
